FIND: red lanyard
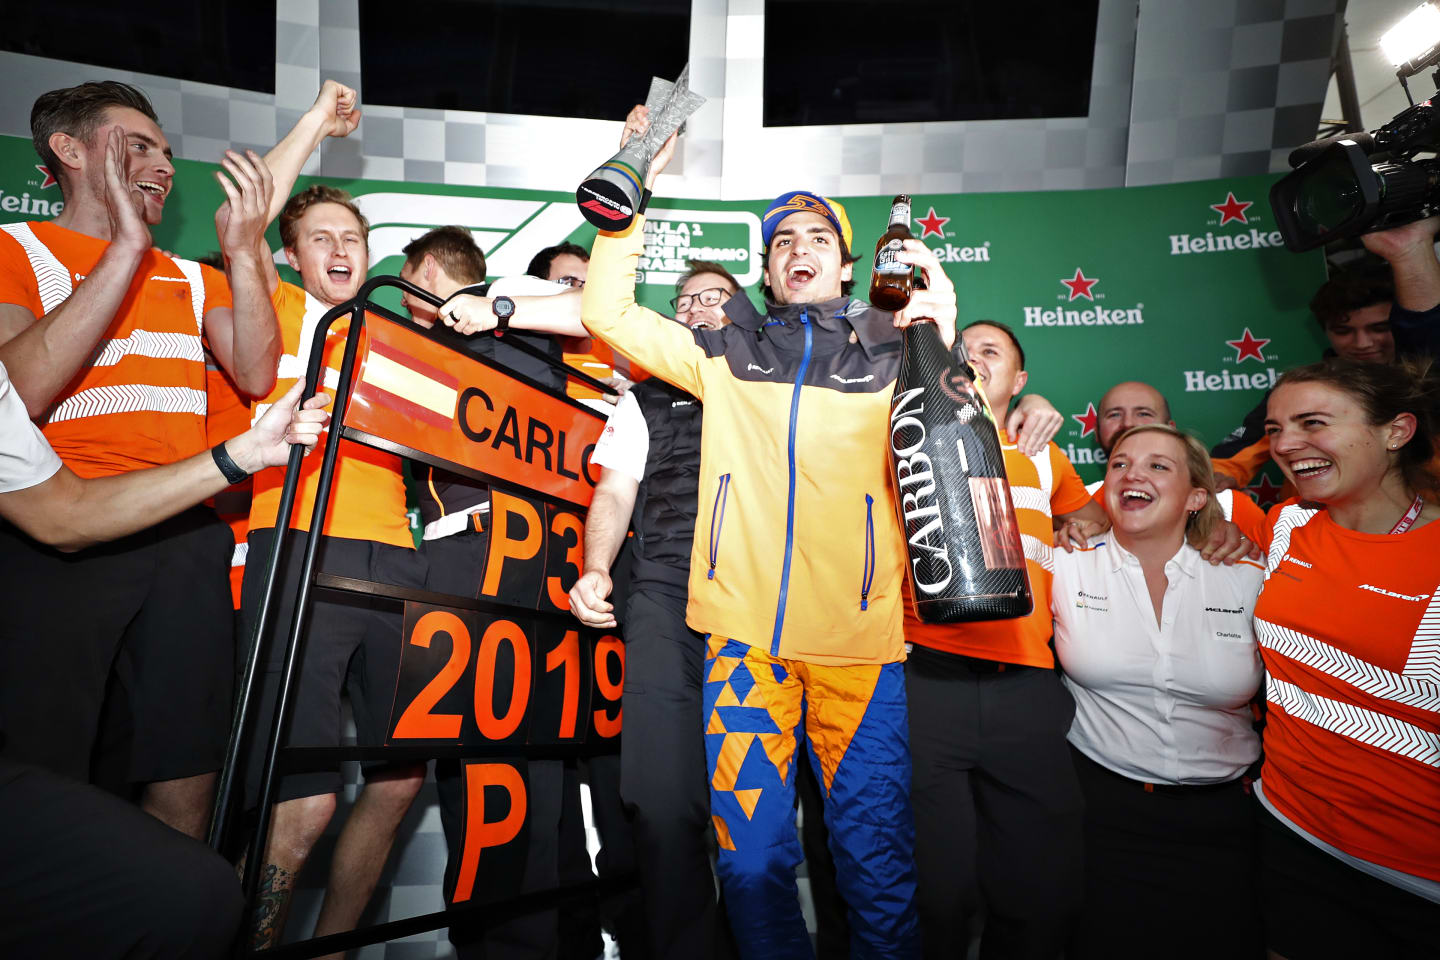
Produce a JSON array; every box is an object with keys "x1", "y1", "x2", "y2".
[{"x1": 1389, "y1": 495, "x2": 1425, "y2": 535}]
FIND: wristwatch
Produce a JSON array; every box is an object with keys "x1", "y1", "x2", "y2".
[{"x1": 492, "y1": 296, "x2": 515, "y2": 336}]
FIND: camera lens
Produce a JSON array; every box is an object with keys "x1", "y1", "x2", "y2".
[{"x1": 1297, "y1": 152, "x2": 1363, "y2": 232}]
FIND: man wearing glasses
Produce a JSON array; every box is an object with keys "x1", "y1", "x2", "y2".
[{"x1": 570, "y1": 258, "x2": 740, "y2": 958}]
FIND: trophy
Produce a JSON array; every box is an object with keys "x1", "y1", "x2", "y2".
[{"x1": 576, "y1": 65, "x2": 706, "y2": 230}]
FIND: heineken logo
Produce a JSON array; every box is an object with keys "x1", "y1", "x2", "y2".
[
  {"x1": 1182, "y1": 328, "x2": 1280, "y2": 392},
  {"x1": 932, "y1": 241, "x2": 990, "y2": 263},
  {"x1": 0, "y1": 162, "x2": 65, "y2": 217},
  {"x1": 1169, "y1": 190, "x2": 1280, "y2": 255},
  {"x1": 35, "y1": 165, "x2": 56, "y2": 189},
  {"x1": 1022, "y1": 269, "x2": 1143, "y2": 328}
]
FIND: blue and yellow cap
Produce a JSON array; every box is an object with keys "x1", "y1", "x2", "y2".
[{"x1": 761, "y1": 191, "x2": 853, "y2": 252}]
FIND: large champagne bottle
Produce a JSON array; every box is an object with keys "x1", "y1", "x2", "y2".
[{"x1": 888, "y1": 322, "x2": 1034, "y2": 623}]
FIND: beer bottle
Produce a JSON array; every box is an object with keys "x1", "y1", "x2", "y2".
[
  {"x1": 870, "y1": 195, "x2": 915, "y2": 311},
  {"x1": 889, "y1": 321, "x2": 1033, "y2": 623}
]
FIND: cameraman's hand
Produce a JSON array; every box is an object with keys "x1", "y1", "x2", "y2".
[
  {"x1": 1361, "y1": 215, "x2": 1440, "y2": 262},
  {"x1": 1363, "y1": 215, "x2": 1440, "y2": 312}
]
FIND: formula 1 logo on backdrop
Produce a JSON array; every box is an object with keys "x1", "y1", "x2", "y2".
[
  {"x1": 1022, "y1": 268, "x2": 1144, "y2": 328},
  {"x1": 1183, "y1": 328, "x2": 1280, "y2": 392},
  {"x1": 0, "y1": 163, "x2": 65, "y2": 220},
  {"x1": 301, "y1": 192, "x2": 760, "y2": 288},
  {"x1": 1170, "y1": 190, "x2": 1282, "y2": 256}
]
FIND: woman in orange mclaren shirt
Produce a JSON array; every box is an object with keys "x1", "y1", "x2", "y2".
[{"x1": 1255, "y1": 357, "x2": 1440, "y2": 959}]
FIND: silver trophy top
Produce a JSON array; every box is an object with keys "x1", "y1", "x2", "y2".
[{"x1": 638, "y1": 64, "x2": 706, "y2": 160}]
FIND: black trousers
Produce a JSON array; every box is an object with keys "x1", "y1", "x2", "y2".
[
  {"x1": 1068, "y1": 748, "x2": 1261, "y2": 959},
  {"x1": 618, "y1": 589, "x2": 732, "y2": 960},
  {"x1": 0, "y1": 508, "x2": 234, "y2": 783},
  {"x1": 1260, "y1": 804, "x2": 1440, "y2": 960},
  {"x1": 0, "y1": 759, "x2": 243, "y2": 958},
  {"x1": 905, "y1": 647, "x2": 1084, "y2": 960}
]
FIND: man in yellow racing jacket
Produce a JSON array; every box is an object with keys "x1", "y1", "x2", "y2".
[{"x1": 580, "y1": 172, "x2": 957, "y2": 957}]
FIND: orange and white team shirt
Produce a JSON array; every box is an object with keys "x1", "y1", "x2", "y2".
[
  {"x1": 206, "y1": 362, "x2": 252, "y2": 609},
  {"x1": 906, "y1": 434, "x2": 1093, "y2": 668},
  {"x1": 1088, "y1": 480, "x2": 1269, "y2": 544},
  {"x1": 1255, "y1": 500, "x2": 1440, "y2": 882},
  {"x1": 247, "y1": 280, "x2": 411, "y2": 549},
  {"x1": 0, "y1": 221, "x2": 230, "y2": 477}
]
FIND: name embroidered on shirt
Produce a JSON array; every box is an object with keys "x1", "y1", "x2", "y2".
[
  {"x1": 1358, "y1": 583, "x2": 1432, "y2": 602},
  {"x1": 830, "y1": 373, "x2": 875, "y2": 385},
  {"x1": 1216, "y1": 631, "x2": 1243, "y2": 639},
  {"x1": 671, "y1": 400, "x2": 692, "y2": 407},
  {"x1": 747, "y1": 363, "x2": 774, "y2": 375}
]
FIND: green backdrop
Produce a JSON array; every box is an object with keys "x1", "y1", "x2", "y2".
[{"x1": 0, "y1": 135, "x2": 1325, "y2": 492}]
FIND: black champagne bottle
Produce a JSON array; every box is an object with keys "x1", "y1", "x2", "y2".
[{"x1": 889, "y1": 321, "x2": 1034, "y2": 622}]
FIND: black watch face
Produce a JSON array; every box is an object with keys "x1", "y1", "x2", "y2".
[{"x1": 493, "y1": 296, "x2": 516, "y2": 319}]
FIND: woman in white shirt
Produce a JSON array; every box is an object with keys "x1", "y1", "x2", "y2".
[{"x1": 1053, "y1": 425, "x2": 1265, "y2": 959}]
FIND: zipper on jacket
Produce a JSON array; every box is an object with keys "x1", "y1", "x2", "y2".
[
  {"x1": 861, "y1": 493, "x2": 875, "y2": 611},
  {"x1": 770, "y1": 309, "x2": 813, "y2": 656},
  {"x1": 707, "y1": 473, "x2": 731, "y2": 579}
]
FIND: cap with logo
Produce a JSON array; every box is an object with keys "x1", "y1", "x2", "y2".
[{"x1": 761, "y1": 191, "x2": 854, "y2": 252}]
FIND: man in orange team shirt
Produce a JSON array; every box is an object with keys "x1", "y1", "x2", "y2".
[
  {"x1": 235, "y1": 84, "x2": 432, "y2": 951},
  {"x1": 0, "y1": 80, "x2": 280, "y2": 839}
]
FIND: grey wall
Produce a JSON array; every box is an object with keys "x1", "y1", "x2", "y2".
[{"x1": 0, "y1": 0, "x2": 1343, "y2": 200}]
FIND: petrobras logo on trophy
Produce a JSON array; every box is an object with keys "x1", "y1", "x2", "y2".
[
  {"x1": 1062, "y1": 401, "x2": 1107, "y2": 467},
  {"x1": 1169, "y1": 191, "x2": 1283, "y2": 256},
  {"x1": 914, "y1": 205, "x2": 991, "y2": 263},
  {"x1": 1022, "y1": 268, "x2": 1144, "y2": 328},
  {"x1": 1182, "y1": 327, "x2": 1279, "y2": 392},
  {"x1": 0, "y1": 163, "x2": 63, "y2": 220},
  {"x1": 639, "y1": 208, "x2": 762, "y2": 287}
]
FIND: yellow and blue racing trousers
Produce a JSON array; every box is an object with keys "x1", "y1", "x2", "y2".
[{"x1": 703, "y1": 636, "x2": 919, "y2": 958}]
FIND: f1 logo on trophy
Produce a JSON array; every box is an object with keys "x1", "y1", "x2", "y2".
[{"x1": 575, "y1": 65, "x2": 705, "y2": 230}]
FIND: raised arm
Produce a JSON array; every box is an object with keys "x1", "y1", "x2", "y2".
[
  {"x1": 582, "y1": 218, "x2": 708, "y2": 397},
  {"x1": 439, "y1": 288, "x2": 588, "y2": 338},
  {"x1": 207, "y1": 149, "x2": 281, "y2": 397},
  {"x1": 0, "y1": 127, "x2": 151, "y2": 416}
]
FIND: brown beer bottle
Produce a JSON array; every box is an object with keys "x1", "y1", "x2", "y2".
[{"x1": 870, "y1": 195, "x2": 915, "y2": 311}]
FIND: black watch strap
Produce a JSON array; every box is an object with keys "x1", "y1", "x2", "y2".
[{"x1": 211, "y1": 443, "x2": 250, "y2": 485}]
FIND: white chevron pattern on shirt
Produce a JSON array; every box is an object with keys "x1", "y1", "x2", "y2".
[
  {"x1": 1009, "y1": 485, "x2": 1050, "y2": 514},
  {"x1": 0, "y1": 222, "x2": 72, "y2": 314},
  {"x1": 46, "y1": 384, "x2": 207, "y2": 424},
  {"x1": 1022, "y1": 532, "x2": 1053, "y2": 572},
  {"x1": 1405, "y1": 590, "x2": 1440, "y2": 686},
  {"x1": 1257, "y1": 618, "x2": 1440, "y2": 714},
  {"x1": 91, "y1": 330, "x2": 204, "y2": 367},
  {"x1": 1264, "y1": 502, "x2": 1319, "y2": 579},
  {"x1": 1267, "y1": 675, "x2": 1440, "y2": 767}
]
